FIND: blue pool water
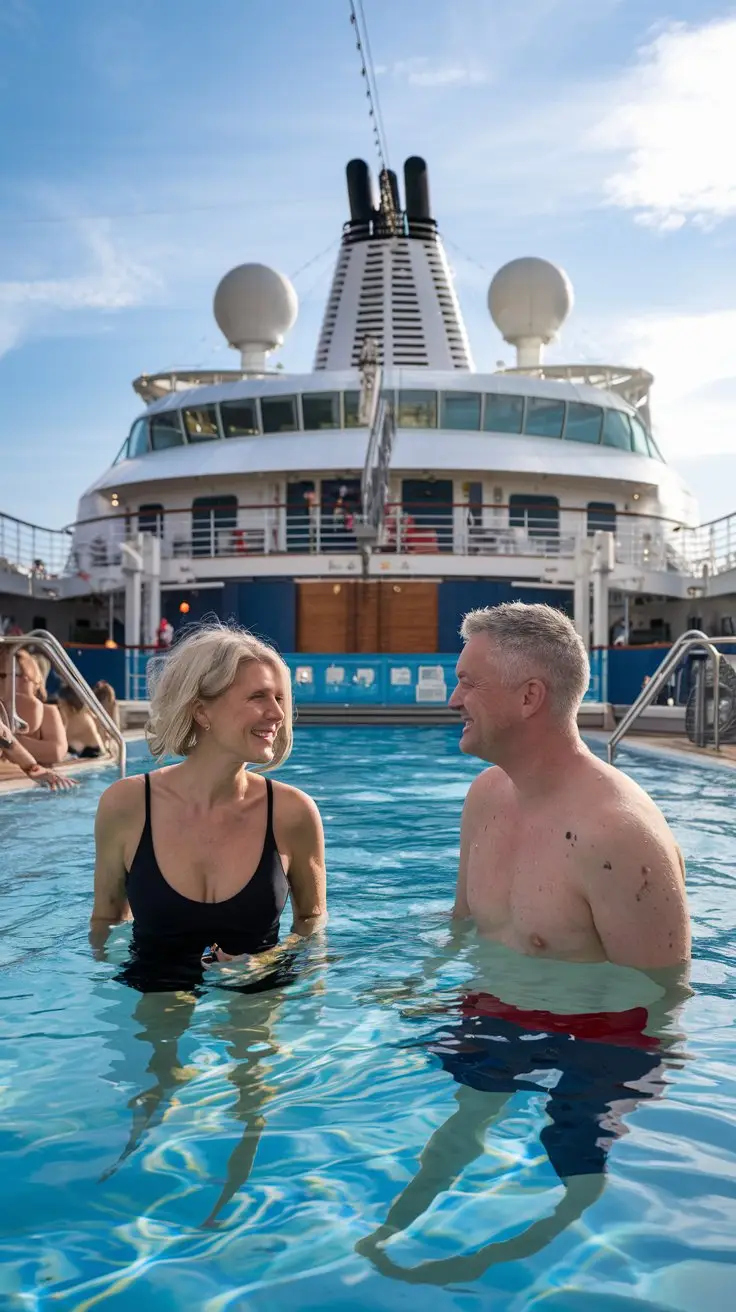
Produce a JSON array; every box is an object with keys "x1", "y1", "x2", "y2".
[{"x1": 1, "y1": 727, "x2": 735, "y2": 1310}]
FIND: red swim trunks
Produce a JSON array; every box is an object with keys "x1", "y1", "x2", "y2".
[{"x1": 460, "y1": 991, "x2": 658, "y2": 1050}]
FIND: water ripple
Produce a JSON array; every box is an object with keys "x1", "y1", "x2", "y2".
[{"x1": 0, "y1": 727, "x2": 734, "y2": 1309}]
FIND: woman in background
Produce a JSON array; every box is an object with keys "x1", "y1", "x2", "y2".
[
  {"x1": 0, "y1": 647, "x2": 67, "y2": 765},
  {"x1": 94, "y1": 681, "x2": 120, "y2": 730},
  {"x1": 57, "y1": 685, "x2": 106, "y2": 758}
]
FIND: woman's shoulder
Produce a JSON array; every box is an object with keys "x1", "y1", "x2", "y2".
[
  {"x1": 96, "y1": 772, "x2": 146, "y2": 824},
  {"x1": 270, "y1": 778, "x2": 323, "y2": 829},
  {"x1": 41, "y1": 702, "x2": 65, "y2": 730}
]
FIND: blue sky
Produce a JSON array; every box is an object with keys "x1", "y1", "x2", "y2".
[{"x1": 1, "y1": 0, "x2": 736, "y2": 527}]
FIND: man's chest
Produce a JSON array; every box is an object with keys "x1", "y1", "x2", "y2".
[{"x1": 465, "y1": 817, "x2": 598, "y2": 955}]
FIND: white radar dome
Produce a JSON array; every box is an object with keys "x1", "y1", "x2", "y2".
[
  {"x1": 213, "y1": 263, "x2": 298, "y2": 369},
  {"x1": 488, "y1": 257, "x2": 573, "y2": 366}
]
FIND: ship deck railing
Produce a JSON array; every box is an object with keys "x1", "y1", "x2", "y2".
[{"x1": 4, "y1": 503, "x2": 736, "y2": 584}]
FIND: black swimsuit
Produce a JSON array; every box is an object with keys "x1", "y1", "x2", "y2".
[{"x1": 122, "y1": 773, "x2": 289, "y2": 991}]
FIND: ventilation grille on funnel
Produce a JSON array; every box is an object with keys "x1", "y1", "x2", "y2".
[{"x1": 685, "y1": 657, "x2": 736, "y2": 744}]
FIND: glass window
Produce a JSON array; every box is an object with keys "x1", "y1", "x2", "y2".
[
  {"x1": 630, "y1": 415, "x2": 650, "y2": 456},
  {"x1": 397, "y1": 390, "x2": 437, "y2": 427},
  {"x1": 302, "y1": 392, "x2": 340, "y2": 430},
  {"x1": 139, "y1": 503, "x2": 164, "y2": 536},
  {"x1": 183, "y1": 406, "x2": 219, "y2": 442},
  {"x1": 440, "y1": 392, "x2": 481, "y2": 430},
  {"x1": 150, "y1": 411, "x2": 183, "y2": 451},
  {"x1": 261, "y1": 396, "x2": 297, "y2": 433},
  {"x1": 602, "y1": 409, "x2": 632, "y2": 451},
  {"x1": 344, "y1": 391, "x2": 361, "y2": 427},
  {"x1": 483, "y1": 393, "x2": 524, "y2": 433},
  {"x1": 191, "y1": 495, "x2": 237, "y2": 557},
  {"x1": 113, "y1": 436, "x2": 130, "y2": 464},
  {"x1": 564, "y1": 402, "x2": 603, "y2": 444},
  {"x1": 509, "y1": 494, "x2": 560, "y2": 538},
  {"x1": 128, "y1": 418, "x2": 149, "y2": 458},
  {"x1": 646, "y1": 431, "x2": 665, "y2": 462},
  {"x1": 220, "y1": 399, "x2": 259, "y2": 438},
  {"x1": 524, "y1": 397, "x2": 565, "y2": 438},
  {"x1": 587, "y1": 502, "x2": 616, "y2": 535}
]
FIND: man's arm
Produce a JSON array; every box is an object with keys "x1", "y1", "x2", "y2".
[
  {"x1": 454, "y1": 771, "x2": 490, "y2": 919},
  {"x1": 582, "y1": 814, "x2": 690, "y2": 969},
  {"x1": 90, "y1": 781, "x2": 134, "y2": 952}
]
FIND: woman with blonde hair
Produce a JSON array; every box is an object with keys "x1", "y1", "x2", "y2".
[
  {"x1": 0, "y1": 646, "x2": 68, "y2": 766},
  {"x1": 93, "y1": 680, "x2": 120, "y2": 730},
  {"x1": 91, "y1": 623, "x2": 326, "y2": 990}
]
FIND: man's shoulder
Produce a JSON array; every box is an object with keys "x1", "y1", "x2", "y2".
[
  {"x1": 463, "y1": 764, "x2": 507, "y2": 808},
  {"x1": 573, "y1": 756, "x2": 681, "y2": 875},
  {"x1": 577, "y1": 754, "x2": 667, "y2": 829}
]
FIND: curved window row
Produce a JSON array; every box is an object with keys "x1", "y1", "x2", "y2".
[{"x1": 117, "y1": 390, "x2": 662, "y2": 462}]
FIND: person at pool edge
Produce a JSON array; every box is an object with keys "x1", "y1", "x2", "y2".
[
  {"x1": 91, "y1": 623, "x2": 327, "y2": 986},
  {"x1": 449, "y1": 601, "x2": 689, "y2": 967}
]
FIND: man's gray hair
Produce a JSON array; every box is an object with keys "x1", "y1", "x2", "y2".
[{"x1": 460, "y1": 602, "x2": 589, "y2": 719}]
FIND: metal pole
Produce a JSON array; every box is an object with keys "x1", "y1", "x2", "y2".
[
  {"x1": 713, "y1": 651, "x2": 721, "y2": 752},
  {"x1": 694, "y1": 657, "x2": 707, "y2": 748}
]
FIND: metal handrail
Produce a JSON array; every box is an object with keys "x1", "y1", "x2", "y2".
[
  {"x1": 606, "y1": 628, "x2": 736, "y2": 763},
  {"x1": 0, "y1": 630, "x2": 126, "y2": 778}
]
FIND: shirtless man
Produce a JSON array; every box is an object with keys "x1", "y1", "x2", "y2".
[
  {"x1": 356, "y1": 604, "x2": 690, "y2": 1280},
  {"x1": 449, "y1": 601, "x2": 690, "y2": 968}
]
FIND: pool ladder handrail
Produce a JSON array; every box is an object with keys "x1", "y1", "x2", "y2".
[
  {"x1": 0, "y1": 630, "x2": 126, "y2": 778},
  {"x1": 606, "y1": 628, "x2": 736, "y2": 763}
]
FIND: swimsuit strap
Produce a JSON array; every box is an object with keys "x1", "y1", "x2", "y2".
[{"x1": 264, "y1": 777, "x2": 275, "y2": 847}]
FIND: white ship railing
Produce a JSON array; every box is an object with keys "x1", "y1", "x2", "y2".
[{"x1": 4, "y1": 503, "x2": 736, "y2": 582}]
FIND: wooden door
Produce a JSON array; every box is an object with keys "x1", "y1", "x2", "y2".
[
  {"x1": 379, "y1": 581, "x2": 438, "y2": 653},
  {"x1": 296, "y1": 581, "x2": 350, "y2": 652}
]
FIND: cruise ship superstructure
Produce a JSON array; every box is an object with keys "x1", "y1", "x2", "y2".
[{"x1": 2, "y1": 154, "x2": 735, "y2": 658}]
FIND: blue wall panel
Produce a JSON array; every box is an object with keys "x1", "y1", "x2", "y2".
[
  {"x1": 438, "y1": 581, "x2": 574, "y2": 652},
  {"x1": 236, "y1": 580, "x2": 296, "y2": 653},
  {"x1": 607, "y1": 646, "x2": 670, "y2": 704},
  {"x1": 162, "y1": 579, "x2": 295, "y2": 651},
  {"x1": 62, "y1": 646, "x2": 127, "y2": 698}
]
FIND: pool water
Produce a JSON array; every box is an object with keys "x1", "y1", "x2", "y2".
[{"x1": 1, "y1": 727, "x2": 735, "y2": 1310}]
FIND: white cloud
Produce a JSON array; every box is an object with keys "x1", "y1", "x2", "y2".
[
  {"x1": 560, "y1": 307, "x2": 736, "y2": 462},
  {"x1": 0, "y1": 220, "x2": 159, "y2": 358},
  {"x1": 379, "y1": 57, "x2": 486, "y2": 88},
  {"x1": 592, "y1": 18, "x2": 736, "y2": 229}
]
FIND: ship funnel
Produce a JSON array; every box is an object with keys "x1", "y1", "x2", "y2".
[
  {"x1": 404, "y1": 156, "x2": 431, "y2": 221},
  {"x1": 346, "y1": 158, "x2": 374, "y2": 223}
]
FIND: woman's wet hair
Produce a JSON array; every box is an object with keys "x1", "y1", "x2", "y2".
[{"x1": 145, "y1": 619, "x2": 293, "y2": 768}]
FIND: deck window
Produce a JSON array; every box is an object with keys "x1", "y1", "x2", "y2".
[
  {"x1": 483, "y1": 394, "x2": 524, "y2": 434},
  {"x1": 441, "y1": 392, "x2": 481, "y2": 430},
  {"x1": 302, "y1": 393, "x2": 340, "y2": 429},
  {"x1": 602, "y1": 409, "x2": 633, "y2": 451},
  {"x1": 220, "y1": 399, "x2": 259, "y2": 438},
  {"x1": 183, "y1": 406, "x2": 219, "y2": 442},
  {"x1": 150, "y1": 412, "x2": 184, "y2": 451},
  {"x1": 524, "y1": 398, "x2": 565, "y2": 439},
  {"x1": 261, "y1": 396, "x2": 297, "y2": 433},
  {"x1": 127, "y1": 418, "x2": 150, "y2": 457},
  {"x1": 564, "y1": 402, "x2": 603, "y2": 444}
]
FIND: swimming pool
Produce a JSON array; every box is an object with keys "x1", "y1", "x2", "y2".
[{"x1": 1, "y1": 727, "x2": 734, "y2": 1309}]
